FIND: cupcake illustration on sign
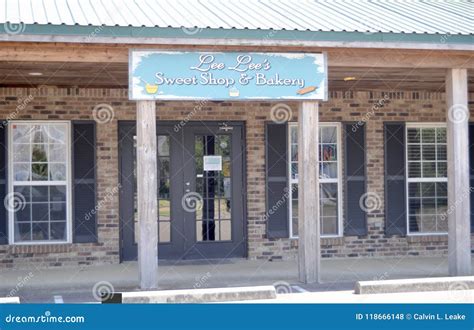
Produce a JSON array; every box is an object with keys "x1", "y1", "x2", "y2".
[
  {"x1": 229, "y1": 87, "x2": 240, "y2": 97},
  {"x1": 145, "y1": 83, "x2": 159, "y2": 94}
]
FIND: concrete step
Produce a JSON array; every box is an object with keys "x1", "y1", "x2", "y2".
[
  {"x1": 103, "y1": 285, "x2": 277, "y2": 303},
  {"x1": 355, "y1": 276, "x2": 474, "y2": 294}
]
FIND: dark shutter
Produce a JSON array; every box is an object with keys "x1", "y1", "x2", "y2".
[
  {"x1": 344, "y1": 123, "x2": 367, "y2": 236},
  {"x1": 384, "y1": 123, "x2": 406, "y2": 236},
  {"x1": 265, "y1": 122, "x2": 289, "y2": 238},
  {"x1": 469, "y1": 123, "x2": 474, "y2": 233},
  {"x1": 72, "y1": 121, "x2": 97, "y2": 243},
  {"x1": 0, "y1": 124, "x2": 7, "y2": 244}
]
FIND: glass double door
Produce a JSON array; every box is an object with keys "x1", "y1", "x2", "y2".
[{"x1": 119, "y1": 122, "x2": 245, "y2": 261}]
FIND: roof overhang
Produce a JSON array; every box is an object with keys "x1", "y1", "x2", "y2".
[{"x1": 0, "y1": 25, "x2": 472, "y2": 51}]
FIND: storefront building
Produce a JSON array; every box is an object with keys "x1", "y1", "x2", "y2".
[{"x1": 0, "y1": 0, "x2": 472, "y2": 282}]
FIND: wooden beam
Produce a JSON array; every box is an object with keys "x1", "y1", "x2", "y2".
[
  {"x1": 1, "y1": 34, "x2": 472, "y2": 51},
  {"x1": 0, "y1": 42, "x2": 473, "y2": 69},
  {"x1": 298, "y1": 101, "x2": 320, "y2": 284},
  {"x1": 137, "y1": 100, "x2": 159, "y2": 289},
  {"x1": 446, "y1": 68, "x2": 471, "y2": 276}
]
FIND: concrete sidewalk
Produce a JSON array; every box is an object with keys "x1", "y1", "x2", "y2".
[{"x1": 0, "y1": 256, "x2": 473, "y2": 302}]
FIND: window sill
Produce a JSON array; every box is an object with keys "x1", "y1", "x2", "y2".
[
  {"x1": 290, "y1": 236, "x2": 344, "y2": 246},
  {"x1": 7, "y1": 243, "x2": 75, "y2": 254},
  {"x1": 406, "y1": 235, "x2": 448, "y2": 243}
]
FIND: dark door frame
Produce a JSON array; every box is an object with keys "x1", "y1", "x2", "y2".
[{"x1": 118, "y1": 120, "x2": 248, "y2": 262}]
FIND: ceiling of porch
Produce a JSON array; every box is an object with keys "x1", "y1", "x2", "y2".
[{"x1": 0, "y1": 61, "x2": 473, "y2": 92}]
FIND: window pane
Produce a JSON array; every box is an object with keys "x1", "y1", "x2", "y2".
[
  {"x1": 321, "y1": 217, "x2": 337, "y2": 235},
  {"x1": 321, "y1": 162, "x2": 337, "y2": 179},
  {"x1": 49, "y1": 144, "x2": 66, "y2": 162},
  {"x1": 49, "y1": 164, "x2": 66, "y2": 181},
  {"x1": 32, "y1": 163, "x2": 48, "y2": 181},
  {"x1": 421, "y1": 128, "x2": 435, "y2": 143},
  {"x1": 291, "y1": 163, "x2": 298, "y2": 180},
  {"x1": 13, "y1": 144, "x2": 30, "y2": 162},
  {"x1": 421, "y1": 145, "x2": 436, "y2": 161},
  {"x1": 436, "y1": 182, "x2": 447, "y2": 197},
  {"x1": 31, "y1": 125, "x2": 48, "y2": 144},
  {"x1": 32, "y1": 222, "x2": 49, "y2": 240},
  {"x1": 291, "y1": 144, "x2": 298, "y2": 161},
  {"x1": 13, "y1": 125, "x2": 32, "y2": 144},
  {"x1": 15, "y1": 223, "x2": 31, "y2": 241},
  {"x1": 14, "y1": 163, "x2": 30, "y2": 181},
  {"x1": 422, "y1": 162, "x2": 436, "y2": 177},
  {"x1": 32, "y1": 203, "x2": 49, "y2": 222},
  {"x1": 290, "y1": 126, "x2": 297, "y2": 143},
  {"x1": 420, "y1": 182, "x2": 436, "y2": 197},
  {"x1": 50, "y1": 222, "x2": 67, "y2": 240},
  {"x1": 47, "y1": 125, "x2": 66, "y2": 144},
  {"x1": 31, "y1": 186, "x2": 48, "y2": 202},
  {"x1": 321, "y1": 126, "x2": 337, "y2": 143},
  {"x1": 157, "y1": 135, "x2": 170, "y2": 156},
  {"x1": 408, "y1": 182, "x2": 420, "y2": 197},
  {"x1": 50, "y1": 202, "x2": 66, "y2": 221},
  {"x1": 321, "y1": 144, "x2": 337, "y2": 161},
  {"x1": 437, "y1": 144, "x2": 447, "y2": 161},
  {"x1": 436, "y1": 128, "x2": 446, "y2": 143},
  {"x1": 408, "y1": 162, "x2": 421, "y2": 178},
  {"x1": 50, "y1": 186, "x2": 66, "y2": 202},
  {"x1": 407, "y1": 128, "x2": 420, "y2": 143},
  {"x1": 407, "y1": 145, "x2": 420, "y2": 161}
]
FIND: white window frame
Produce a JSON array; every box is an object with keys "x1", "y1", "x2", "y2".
[
  {"x1": 288, "y1": 122, "x2": 343, "y2": 238},
  {"x1": 405, "y1": 122, "x2": 448, "y2": 236},
  {"x1": 8, "y1": 121, "x2": 73, "y2": 245}
]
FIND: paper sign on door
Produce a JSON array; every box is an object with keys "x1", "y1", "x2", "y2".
[{"x1": 203, "y1": 156, "x2": 222, "y2": 171}]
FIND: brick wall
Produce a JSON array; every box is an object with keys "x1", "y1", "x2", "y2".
[{"x1": 0, "y1": 87, "x2": 472, "y2": 269}]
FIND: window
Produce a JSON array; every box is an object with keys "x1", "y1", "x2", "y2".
[
  {"x1": 288, "y1": 123, "x2": 342, "y2": 238},
  {"x1": 406, "y1": 124, "x2": 447, "y2": 234},
  {"x1": 8, "y1": 122, "x2": 71, "y2": 243}
]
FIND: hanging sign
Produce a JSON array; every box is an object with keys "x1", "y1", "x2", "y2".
[
  {"x1": 129, "y1": 51, "x2": 327, "y2": 100},
  {"x1": 203, "y1": 156, "x2": 222, "y2": 171}
]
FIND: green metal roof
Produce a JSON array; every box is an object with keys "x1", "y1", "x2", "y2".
[{"x1": 0, "y1": 0, "x2": 472, "y2": 45}]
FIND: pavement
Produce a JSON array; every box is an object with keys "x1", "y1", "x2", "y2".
[{"x1": 0, "y1": 256, "x2": 473, "y2": 303}]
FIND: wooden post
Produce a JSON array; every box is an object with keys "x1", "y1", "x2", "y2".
[
  {"x1": 136, "y1": 100, "x2": 159, "y2": 289},
  {"x1": 298, "y1": 101, "x2": 320, "y2": 283},
  {"x1": 446, "y1": 68, "x2": 471, "y2": 276}
]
